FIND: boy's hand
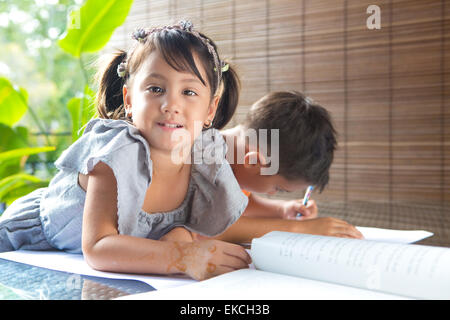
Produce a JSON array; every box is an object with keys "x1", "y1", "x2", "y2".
[
  {"x1": 281, "y1": 199, "x2": 318, "y2": 220},
  {"x1": 292, "y1": 217, "x2": 364, "y2": 239}
]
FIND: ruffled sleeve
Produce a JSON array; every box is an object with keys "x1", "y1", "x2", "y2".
[
  {"x1": 54, "y1": 118, "x2": 152, "y2": 236},
  {"x1": 185, "y1": 128, "x2": 248, "y2": 236}
]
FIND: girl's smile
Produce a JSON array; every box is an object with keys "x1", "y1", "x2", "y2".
[{"x1": 157, "y1": 121, "x2": 184, "y2": 130}]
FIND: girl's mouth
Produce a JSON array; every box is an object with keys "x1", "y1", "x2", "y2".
[{"x1": 157, "y1": 122, "x2": 184, "y2": 130}]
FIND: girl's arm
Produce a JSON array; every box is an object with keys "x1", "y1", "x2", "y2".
[
  {"x1": 211, "y1": 216, "x2": 364, "y2": 244},
  {"x1": 81, "y1": 161, "x2": 251, "y2": 280}
]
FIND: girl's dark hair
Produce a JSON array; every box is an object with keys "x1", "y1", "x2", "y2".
[
  {"x1": 96, "y1": 22, "x2": 240, "y2": 129},
  {"x1": 96, "y1": 50, "x2": 128, "y2": 120},
  {"x1": 244, "y1": 91, "x2": 337, "y2": 192}
]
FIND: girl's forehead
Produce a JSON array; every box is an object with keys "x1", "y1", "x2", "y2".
[{"x1": 137, "y1": 50, "x2": 209, "y2": 87}]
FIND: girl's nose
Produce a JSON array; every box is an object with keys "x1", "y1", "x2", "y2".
[{"x1": 161, "y1": 94, "x2": 180, "y2": 114}]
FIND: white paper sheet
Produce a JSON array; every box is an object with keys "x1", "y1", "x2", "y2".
[
  {"x1": 0, "y1": 250, "x2": 195, "y2": 290},
  {"x1": 356, "y1": 226, "x2": 433, "y2": 244},
  {"x1": 117, "y1": 268, "x2": 407, "y2": 300}
]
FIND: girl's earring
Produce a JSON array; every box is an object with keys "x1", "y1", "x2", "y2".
[
  {"x1": 125, "y1": 107, "x2": 132, "y2": 120},
  {"x1": 203, "y1": 119, "x2": 213, "y2": 129}
]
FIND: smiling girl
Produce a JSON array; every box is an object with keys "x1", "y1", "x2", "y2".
[{"x1": 0, "y1": 21, "x2": 251, "y2": 281}]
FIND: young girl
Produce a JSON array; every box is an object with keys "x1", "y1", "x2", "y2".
[{"x1": 0, "y1": 21, "x2": 251, "y2": 281}]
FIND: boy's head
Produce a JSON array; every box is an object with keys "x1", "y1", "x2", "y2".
[{"x1": 240, "y1": 91, "x2": 337, "y2": 194}]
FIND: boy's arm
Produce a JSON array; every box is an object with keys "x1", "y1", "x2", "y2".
[
  {"x1": 243, "y1": 193, "x2": 318, "y2": 219},
  {"x1": 242, "y1": 193, "x2": 285, "y2": 218},
  {"x1": 211, "y1": 216, "x2": 364, "y2": 244}
]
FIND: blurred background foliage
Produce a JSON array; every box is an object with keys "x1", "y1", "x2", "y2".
[{"x1": 0, "y1": 0, "x2": 133, "y2": 211}]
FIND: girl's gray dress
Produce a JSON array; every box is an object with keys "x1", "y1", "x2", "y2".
[{"x1": 0, "y1": 119, "x2": 248, "y2": 253}]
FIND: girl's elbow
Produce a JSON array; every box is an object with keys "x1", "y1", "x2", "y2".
[
  {"x1": 82, "y1": 245, "x2": 102, "y2": 271},
  {"x1": 82, "y1": 231, "x2": 118, "y2": 270},
  {"x1": 82, "y1": 241, "x2": 110, "y2": 272}
]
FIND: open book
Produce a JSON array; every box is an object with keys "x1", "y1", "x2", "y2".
[
  {"x1": 249, "y1": 231, "x2": 450, "y2": 299},
  {"x1": 122, "y1": 230, "x2": 448, "y2": 300}
]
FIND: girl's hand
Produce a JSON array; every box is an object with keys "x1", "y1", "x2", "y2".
[
  {"x1": 281, "y1": 199, "x2": 318, "y2": 220},
  {"x1": 291, "y1": 217, "x2": 364, "y2": 239},
  {"x1": 170, "y1": 240, "x2": 252, "y2": 281}
]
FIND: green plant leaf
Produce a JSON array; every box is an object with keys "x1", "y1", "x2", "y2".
[
  {"x1": 0, "y1": 124, "x2": 28, "y2": 152},
  {"x1": 0, "y1": 146, "x2": 56, "y2": 162},
  {"x1": 0, "y1": 158, "x2": 21, "y2": 181},
  {"x1": 58, "y1": 0, "x2": 134, "y2": 57},
  {"x1": 0, "y1": 146, "x2": 55, "y2": 190},
  {"x1": 0, "y1": 173, "x2": 49, "y2": 205},
  {"x1": 0, "y1": 125, "x2": 36, "y2": 181},
  {"x1": 67, "y1": 86, "x2": 96, "y2": 141},
  {"x1": 0, "y1": 77, "x2": 28, "y2": 126},
  {"x1": 0, "y1": 173, "x2": 41, "y2": 198},
  {"x1": 67, "y1": 97, "x2": 83, "y2": 141}
]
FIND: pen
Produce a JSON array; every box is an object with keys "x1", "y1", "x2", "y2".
[{"x1": 296, "y1": 186, "x2": 314, "y2": 219}]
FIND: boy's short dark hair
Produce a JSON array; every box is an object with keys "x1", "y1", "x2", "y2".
[{"x1": 243, "y1": 91, "x2": 337, "y2": 192}]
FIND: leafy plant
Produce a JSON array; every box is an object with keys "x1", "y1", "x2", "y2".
[
  {"x1": 0, "y1": 80, "x2": 55, "y2": 206},
  {"x1": 58, "y1": 0, "x2": 133, "y2": 58},
  {"x1": 0, "y1": 0, "x2": 134, "y2": 209},
  {"x1": 0, "y1": 77, "x2": 28, "y2": 126},
  {"x1": 59, "y1": 0, "x2": 133, "y2": 141},
  {"x1": 67, "y1": 85, "x2": 96, "y2": 142}
]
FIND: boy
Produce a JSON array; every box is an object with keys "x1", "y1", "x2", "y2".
[
  {"x1": 211, "y1": 91, "x2": 363, "y2": 243},
  {"x1": 163, "y1": 91, "x2": 363, "y2": 243}
]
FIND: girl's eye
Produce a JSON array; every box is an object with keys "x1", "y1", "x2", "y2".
[
  {"x1": 148, "y1": 86, "x2": 164, "y2": 94},
  {"x1": 184, "y1": 90, "x2": 197, "y2": 96}
]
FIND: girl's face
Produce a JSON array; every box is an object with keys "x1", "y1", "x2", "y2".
[{"x1": 123, "y1": 49, "x2": 218, "y2": 155}]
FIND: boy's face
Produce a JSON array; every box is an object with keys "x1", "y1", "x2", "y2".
[{"x1": 236, "y1": 166, "x2": 309, "y2": 195}]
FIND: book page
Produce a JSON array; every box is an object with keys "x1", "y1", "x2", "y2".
[
  {"x1": 118, "y1": 268, "x2": 407, "y2": 300},
  {"x1": 356, "y1": 226, "x2": 433, "y2": 244},
  {"x1": 240, "y1": 226, "x2": 433, "y2": 249},
  {"x1": 251, "y1": 232, "x2": 450, "y2": 299}
]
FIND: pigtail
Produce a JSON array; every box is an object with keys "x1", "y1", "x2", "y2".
[
  {"x1": 95, "y1": 50, "x2": 128, "y2": 121},
  {"x1": 212, "y1": 64, "x2": 240, "y2": 129}
]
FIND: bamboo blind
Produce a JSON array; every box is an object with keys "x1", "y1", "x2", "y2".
[{"x1": 105, "y1": 0, "x2": 449, "y2": 244}]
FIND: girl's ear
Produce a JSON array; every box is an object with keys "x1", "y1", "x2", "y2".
[
  {"x1": 207, "y1": 95, "x2": 220, "y2": 122},
  {"x1": 243, "y1": 151, "x2": 269, "y2": 169},
  {"x1": 123, "y1": 85, "x2": 132, "y2": 112}
]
